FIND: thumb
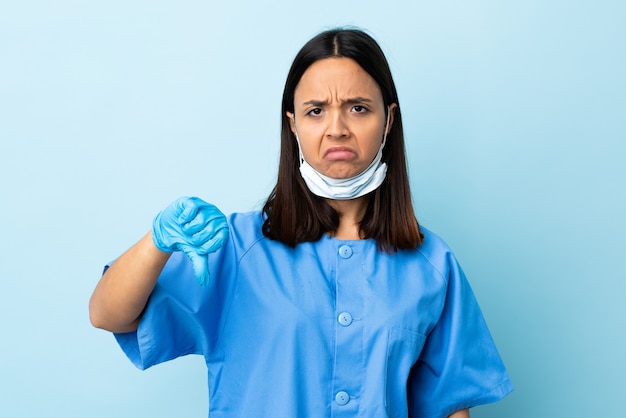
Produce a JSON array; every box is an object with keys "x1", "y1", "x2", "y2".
[{"x1": 181, "y1": 246, "x2": 211, "y2": 287}]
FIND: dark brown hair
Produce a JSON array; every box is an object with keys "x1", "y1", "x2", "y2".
[{"x1": 262, "y1": 28, "x2": 422, "y2": 252}]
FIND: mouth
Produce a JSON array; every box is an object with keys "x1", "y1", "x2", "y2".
[{"x1": 324, "y1": 147, "x2": 356, "y2": 161}]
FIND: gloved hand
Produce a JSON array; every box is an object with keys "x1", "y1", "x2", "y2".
[{"x1": 152, "y1": 196, "x2": 229, "y2": 286}]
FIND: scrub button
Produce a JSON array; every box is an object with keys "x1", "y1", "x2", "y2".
[
  {"x1": 338, "y1": 312, "x2": 353, "y2": 326},
  {"x1": 335, "y1": 391, "x2": 350, "y2": 405},
  {"x1": 338, "y1": 245, "x2": 353, "y2": 259}
]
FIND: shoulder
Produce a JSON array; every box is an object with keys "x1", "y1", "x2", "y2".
[
  {"x1": 417, "y1": 226, "x2": 453, "y2": 255},
  {"x1": 414, "y1": 226, "x2": 458, "y2": 282},
  {"x1": 227, "y1": 210, "x2": 264, "y2": 232},
  {"x1": 224, "y1": 210, "x2": 268, "y2": 254}
]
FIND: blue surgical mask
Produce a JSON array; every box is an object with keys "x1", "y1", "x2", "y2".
[{"x1": 293, "y1": 108, "x2": 391, "y2": 200}]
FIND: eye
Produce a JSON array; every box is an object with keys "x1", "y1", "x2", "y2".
[
  {"x1": 306, "y1": 108, "x2": 323, "y2": 116},
  {"x1": 352, "y1": 105, "x2": 369, "y2": 113}
]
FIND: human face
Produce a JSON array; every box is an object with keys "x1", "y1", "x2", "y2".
[{"x1": 288, "y1": 57, "x2": 395, "y2": 179}]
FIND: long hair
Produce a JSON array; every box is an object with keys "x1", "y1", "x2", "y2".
[{"x1": 262, "y1": 28, "x2": 422, "y2": 252}]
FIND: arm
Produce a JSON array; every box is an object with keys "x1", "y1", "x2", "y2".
[
  {"x1": 448, "y1": 409, "x2": 470, "y2": 418},
  {"x1": 89, "y1": 196, "x2": 229, "y2": 334},
  {"x1": 89, "y1": 231, "x2": 170, "y2": 333}
]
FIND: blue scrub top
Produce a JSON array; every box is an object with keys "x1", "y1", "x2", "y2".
[{"x1": 114, "y1": 211, "x2": 512, "y2": 418}]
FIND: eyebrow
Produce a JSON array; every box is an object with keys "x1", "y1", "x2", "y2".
[{"x1": 302, "y1": 97, "x2": 374, "y2": 106}]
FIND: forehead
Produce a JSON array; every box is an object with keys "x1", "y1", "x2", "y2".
[{"x1": 294, "y1": 57, "x2": 382, "y2": 101}]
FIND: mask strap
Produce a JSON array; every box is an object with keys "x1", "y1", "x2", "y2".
[
  {"x1": 381, "y1": 106, "x2": 391, "y2": 147},
  {"x1": 290, "y1": 115, "x2": 305, "y2": 165}
]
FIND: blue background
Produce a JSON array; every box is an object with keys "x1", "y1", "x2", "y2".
[{"x1": 1, "y1": 0, "x2": 624, "y2": 416}]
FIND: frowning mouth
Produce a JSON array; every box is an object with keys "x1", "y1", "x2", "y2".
[{"x1": 324, "y1": 147, "x2": 356, "y2": 160}]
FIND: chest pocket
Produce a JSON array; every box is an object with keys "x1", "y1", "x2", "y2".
[{"x1": 385, "y1": 327, "x2": 426, "y2": 418}]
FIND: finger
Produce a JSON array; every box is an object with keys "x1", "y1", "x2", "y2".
[
  {"x1": 197, "y1": 226, "x2": 229, "y2": 254},
  {"x1": 183, "y1": 206, "x2": 226, "y2": 236},
  {"x1": 183, "y1": 210, "x2": 213, "y2": 235},
  {"x1": 186, "y1": 250, "x2": 211, "y2": 287},
  {"x1": 186, "y1": 216, "x2": 228, "y2": 247},
  {"x1": 178, "y1": 198, "x2": 201, "y2": 224}
]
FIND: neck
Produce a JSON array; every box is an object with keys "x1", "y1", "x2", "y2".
[{"x1": 327, "y1": 197, "x2": 368, "y2": 240}]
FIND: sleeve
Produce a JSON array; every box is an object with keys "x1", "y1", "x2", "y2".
[
  {"x1": 407, "y1": 252, "x2": 513, "y2": 418},
  {"x1": 113, "y1": 236, "x2": 237, "y2": 370}
]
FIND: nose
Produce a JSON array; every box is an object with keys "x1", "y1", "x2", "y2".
[{"x1": 325, "y1": 110, "x2": 350, "y2": 139}]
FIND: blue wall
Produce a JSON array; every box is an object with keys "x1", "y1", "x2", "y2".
[{"x1": 1, "y1": 1, "x2": 624, "y2": 416}]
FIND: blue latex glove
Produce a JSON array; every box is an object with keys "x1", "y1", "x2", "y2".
[{"x1": 152, "y1": 196, "x2": 229, "y2": 286}]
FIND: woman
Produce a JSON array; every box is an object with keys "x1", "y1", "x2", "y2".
[{"x1": 90, "y1": 28, "x2": 512, "y2": 417}]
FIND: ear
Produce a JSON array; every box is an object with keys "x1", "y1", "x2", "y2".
[
  {"x1": 386, "y1": 103, "x2": 398, "y2": 135},
  {"x1": 286, "y1": 111, "x2": 296, "y2": 135}
]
